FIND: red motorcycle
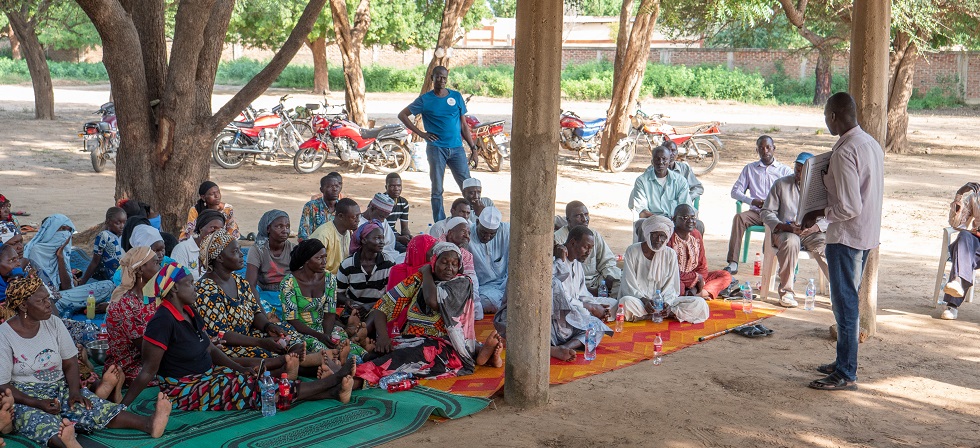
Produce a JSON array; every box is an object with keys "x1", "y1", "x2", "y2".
[
  {"x1": 465, "y1": 115, "x2": 509, "y2": 172},
  {"x1": 211, "y1": 95, "x2": 312, "y2": 169},
  {"x1": 559, "y1": 109, "x2": 607, "y2": 162},
  {"x1": 78, "y1": 102, "x2": 119, "y2": 173},
  {"x1": 612, "y1": 107, "x2": 724, "y2": 175},
  {"x1": 293, "y1": 111, "x2": 412, "y2": 175}
]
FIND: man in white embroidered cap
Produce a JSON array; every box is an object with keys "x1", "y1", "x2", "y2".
[
  {"x1": 462, "y1": 177, "x2": 495, "y2": 224},
  {"x1": 467, "y1": 207, "x2": 510, "y2": 315}
]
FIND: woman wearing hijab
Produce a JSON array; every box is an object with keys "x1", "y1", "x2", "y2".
[
  {"x1": 179, "y1": 181, "x2": 239, "y2": 241},
  {"x1": 171, "y1": 210, "x2": 225, "y2": 281},
  {"x1": 245, "y1": 210, "x2": 293, "y2": 318},
  {"x1": 336, "y1": 220, "x2": 396, "y2": 316},
  {"x1": 617, "y1": 215, "x2": 682, "y2": 321},
  {"x1": 112, "y1": 224, "x2": 174, "y2": 287},
  {"x1": 386, "y1": 234, "x2": 437, "y2": 290},
  {"x1": 105, "y1": 247, "x2": 163, "y2": 385},
  {"x1": 23, "y1": 215, "x2": 115, "y2": 316}
]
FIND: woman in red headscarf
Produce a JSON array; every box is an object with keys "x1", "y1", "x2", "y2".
[{"x1": 386, "y1": 234, "x2": 437, "y2": 290}]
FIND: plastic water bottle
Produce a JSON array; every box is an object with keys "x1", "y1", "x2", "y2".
[
  {"x1": 614, "y1": 304, "x2": 625, "y2": 333},
  {"x1": 85, "y1": 291, "x2": 96, "y2": 320},
  {"x1": 753, "y1": 252, "x2": 762, "y2": 276},
  {"x1": 584, "y1": 321, "x2": 597, "y2": 361},
  {"x1": 276, "y1": 373, "x2": 292, "y2": 411},
  {"x1": 651, "y1": 290, "x2": 664, "y2": 323},
  {"x1": 60, "y1": 306, "x2": 73, "y2": 321},
  {"x1": 260, "y1": 371, "x2": 277, "y2": 417},
  {"x1": 97, "y1": 324, "x2": 109, "y2": 341},
  {"x1": 598, "y1": 280, "x2": 609, "y2": 299},
  {"x1": 652, "y1": 332, "x2": 663, "y2": 366},
  {"x1": 82, "y1": 319, "x2": 97, "y2": 343},
  {"x1": 804, "y1": 278, "x2": 817, "y2": 311},
  {"x1": 378, "y1": 372, "x2": 412, "y2": 390},
  {"x1": 741, "y1": 281, "x2": 754, "y2": 313}
]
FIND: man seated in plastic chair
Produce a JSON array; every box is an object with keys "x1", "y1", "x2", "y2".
[
  {"x1": 760, "y1": 152, "x2": 829, "y2": 308},
  {"x1": 940, "y1": 181, "x2": 980, "y2": 320},
  {"x1": 628, "y1": 145, "x2": 692, "y2": 242},
  {"x1": 723, "y1": 135, "x2": 792, "y2": 274}
]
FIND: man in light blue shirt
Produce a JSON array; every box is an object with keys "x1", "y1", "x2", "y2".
[
  {"x1": 398, "y1": 66, "x2": 478, "y2": 223},
  {"x1": 467, "y1": 207, "x2": 510, "y2": 314},
  {"x1": 628, "y1": 146, "x2": 692, "y2": 241}
]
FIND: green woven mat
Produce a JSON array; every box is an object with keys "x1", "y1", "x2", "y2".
[{"x1": 2, "y1": 386, "x2": 488, "y2": 448}]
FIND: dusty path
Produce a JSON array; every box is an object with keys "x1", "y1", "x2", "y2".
[{"x1": 1, "y1": 83, "x2": 980, "y2": 447}]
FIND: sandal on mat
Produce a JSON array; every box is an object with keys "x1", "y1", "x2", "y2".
[{"x1": 807, "y1": 373, "x2": 857, "y2": 391}]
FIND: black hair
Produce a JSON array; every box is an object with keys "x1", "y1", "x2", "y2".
[
  {"x1": 385, "y1": 173, "x2": 401, "y2": 184},
  {"x1": 120, "y1": 200, "x2": 150, "y2": 219},
  {"x1": 450, "y1": 198, "x2": 469, "y2": 211},
  {"x1": 757, "y1": 135, "x2": 774, "y2": 146},
  {"x1": 565, "y1": 200, "x2": 586, "y2": 218},
  {"x1": 564, "y1": 225, "x2": 594, "y2": 245},
  {"x1": 161, "y1": 232, "x2": 178, "y2": 257},
  {"x1": 826, "y1": 92, "x2": 857, "y2": 121},
  {"x1": 335, "y1": 197, "x2": 358, "y2": 216},
  {"x1": 195, "y1": 209, "x2": 226, "y2": 234},
  {"x1": 195, "y1": 181, "x2": 219, "y2": 213},
  {"x1": 105, "y1": 206, "x2": 125, "y2": 221}
]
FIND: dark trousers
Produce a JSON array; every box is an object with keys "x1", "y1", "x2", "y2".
[
  {"x1": 826, "y1": 243, "x2": 869, "y2": 382},
  {"x1": 945, "y1": 230, "x2": 980, "y2": 307}
]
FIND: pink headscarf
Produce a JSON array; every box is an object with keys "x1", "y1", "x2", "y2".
[
  {"x1": 386, "y1": 234, "x2": 438, "y2": 290},
  {"x1": 350, "y1": 219, "x2": 384, "y2": 254}
]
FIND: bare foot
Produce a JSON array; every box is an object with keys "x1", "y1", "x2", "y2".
[
  {"x1": 362, "y1": 338, "x2": 376, "y2": 353},
  {"x1": 550, "y1": 346, "x2": 576, "y2": 362},
  {"x1": 284, "y1": 353, "x2": 300, "y2": 381},
  {"x1": 335, "y1": 357, "x2": 355, "y2": 378},
  {"x1": 490, "y1": 344, "x2": 504, "y2": 368},
  {"x1": 95, "y1": 364, "x2": 122, "y2": 400},
  {"x1": 0, "y1": 389, "x2": 14, "y2": 433},
  {"x1": 287, "y1": 342, "x2": 307, "y2": 364},
  {"x1": 57, "y1": 419, "x2": 81, "y2": 448},
  {"x1": 300, "y1": 350, "x2": 323, "y2": 368},
  {"x1": 337, "y1": 375, "x2": 354, "y2": 404},
  {"x1": 338, "y1": 339, "x2": 351, "y2": 361},
  {"x1": 317, "y1": 359, "x2": 339, "y2": 379},
  {"x1": 149, "y1": 393, "x2": 172, "y2": 438},
  {"x1": 476, "y1": 331, "x2": 501, "y2": 366}
]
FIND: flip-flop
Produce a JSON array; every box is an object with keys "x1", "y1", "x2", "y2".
[
  {"x1": 733, "y1": 326, "x2": 766, "y2": 338},
  {"x1": 754, "y1": 324, "x2": 774, "y2": 336},
  {"x1": 808, "y1": 373, "x2": 857, "y2": 391}
]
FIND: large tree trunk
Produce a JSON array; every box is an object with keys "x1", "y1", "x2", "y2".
[
  {"x1": 5, "y1": 12, "x2": 54, "y2": 120},
  {"x1": 612, "y1": 0, "x2": 634, "y2": 76},
  {"x1": 885, "y1": 31, "x2": 917, "y2": 154},
  {"x1": 419, "y1": 0, "x2": 476, "y2": 95},
  {"x1": 329, "y1": 0, "x2": 369, "y2": 126},
  {"x1": 308, "y1": 37, "x2": 330, "y2": 95},
  {"x1": 598, "y1": 0, "x2": 660, "y2": 171},
  {"x1": 813, "y1": 48, "x2": 833, "y2": 106},
  {"x1": 7, "y1": 25, "x2": 20, "y2": 59}
]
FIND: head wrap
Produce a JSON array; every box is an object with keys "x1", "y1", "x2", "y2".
[
  {"x1": 795, "y1": 152, "x2": 815, "y2": 165},
  {"x1": 641, "y1": 215, "x2": 673, "y2": 251},
  {"x1": 256, "y1": 210, "x2": 289, "y2": 246},
  {"x1": 0, "y1": 194, "x2": 9, "y2": 205},
  {"x1": 23, "y1": 214, "x2": 74, "y2": 289},
  {"x1": 195, "y1": 209, "x2": 226, "y2": 237},
  {"x1": 199, "y1": 229, "x2": 235, "y2": 272},
  {"x1": 430, "y1": 241, "x2": 463, "y2": 273},
  {"x1": 369, "y1": 193, "x2": 396, "y2": 215},
  {"x1": 0, "y1": 194, "x2": 10, "y2": 221},
  {"x1": 289, "y1": 238, "x2": 325, "y2": 272},
  {"x1": 445, "y1": 217, "x2": 468, "y2": 233},
  {"x1": 111, "y1": 246, "x2": 157, "y2": 302},
  {"x1": 350, "y1": 219, "x2": 384, "y2": 254},
  {"x1": 462, "y1": 178, "x2": 481, "y2": 189},
  {"x1": 4, "y1": 276, "x2": 44, "y2": 312},
  {"x1": 144, "y1": 262, "x2": 192, "y2": 300},
  {"x1": 478, "y1": 207, "x2": 501, "y2": 230},
  {"x1": 0, "y1": 221, "x2": 20, "y2": 244},
  {"x1": 130, "y1": 224, "x2": 163, "y2": 248},
  {"x1": 403, "y1": 234, "x2": 437, "y2": 274},
  {"x1": 121, "y1": 216, "x2": 151, "y2": 251},
  {"x1": 195, "y1": 181, "x2": 220, "y2": 213}
]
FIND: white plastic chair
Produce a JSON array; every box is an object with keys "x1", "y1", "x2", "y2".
[
  {"x1": 759, "y1": 226, "x2": 828, "y2": 301},
  {"x1": 933, "y1": 227, "x2": 975, "y2": 309}
]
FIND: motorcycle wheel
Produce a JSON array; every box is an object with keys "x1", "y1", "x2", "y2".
[
  {"x1": 585, "y1": 149, "x2": 600, "y2": 162},
  {"x1": 686, "y1": 137, "x2": 720, "y2": 176},
  {"x1": 278, "y1": 121, "x2": 312, "y2": 158},
  {"x1": 91, "y1": 139, "x2": 107, "y2": 173},
  {"x1": 485, "y1": 139, "x2": 502, "y2": 172},
  {"x1": 212, "y1": 131, "x2": 247, "y2": 169},
  {"x1": 374, "y1": 140, "x2": 411, "y2": 174},
  {"x1": 293, "y1": 146, "x2": 327, "y2": 174},
  {"x1": 83, "y1": 137, "x2": 99, "y2": 153},
  {"x1": 609, "y1": 138, "x2": 637, "y2": 173}
]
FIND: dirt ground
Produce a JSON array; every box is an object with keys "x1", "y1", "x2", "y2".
[{"x1": 2, "y1": 83, "x2": 980, "y2": 447}]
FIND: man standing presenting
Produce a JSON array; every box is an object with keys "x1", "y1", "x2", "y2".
[
  {"x1": 802, "y1": 92, "x2": 884, "y2": 391},
  {"x1": 398, "y1": 66, "x2": 478, "y2": 222}
]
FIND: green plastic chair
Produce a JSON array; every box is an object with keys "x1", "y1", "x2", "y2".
[{"x1": 737, "y1": 200, "x2": 765, "y2": 263}]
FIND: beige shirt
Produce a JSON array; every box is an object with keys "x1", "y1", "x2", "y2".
[
  {"x1": 823, "y1": 126, "x2": 884, "y2": 250},
  {"x1": 761, "y1": 175, "x2": 801, "y2": 230},
  {"x1": 949, "y1": 191, "x2": 980, "y2": 233},
  {"x1": 554, "y1": 225, "x2": 622, "y2": 288}
]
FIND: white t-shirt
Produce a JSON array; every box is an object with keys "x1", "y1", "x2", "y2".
[
  {"x1": 0, "y1": 317, "x2": 77, "y2": 384},
  {"x1": 171, "y1": 238, "x2": 203, "y2": 281}
]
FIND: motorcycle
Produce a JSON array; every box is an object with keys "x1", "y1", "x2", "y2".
[
  {"x1": 78, "y1": 102, "x2": 119, "y2": 173},
  {"x1": 465, "y1": 115, "x2": 509, "y2": 172},
  {"x1": 211, "y1": 95, "x2": 313, "y2": 169},
  {"x1": 292, "y1": 110, "x2": 412, "y2": 175},
  {"x1": 611, "y1": 107, "x2": 724, "y2": 175},
  {"x1": 559, "y1": 110, "x2": 607, "y2": 161}
]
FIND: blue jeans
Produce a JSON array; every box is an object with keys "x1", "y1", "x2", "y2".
[
  {"x1": 825, "y1": 243, "x2": 870, "y2": 382},
  {"x1": 427, "y1": 144, "x2": 471, "y2": 222}
]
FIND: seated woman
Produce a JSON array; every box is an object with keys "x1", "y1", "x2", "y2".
[
  {"x1": 122, "y1": 262, "x2": 353, "y2": 411},
  {"x1": 23, "y1": 215, "x2": 115, "y2": 316},
  {"x1": 281, "y1": 239, "x2": 367, "y2": 361},
  {"x1": 179, "y1": 181, "x2": 239, "y2": 241},
  {"x1": 196, "y1": 230, "x2": 323, "y2": 367},
  {"x1": 618, "y1": 215, "x2": 682, "y2": 321},
  {"x1": 0, "y1": 242, "x2": 25, "y2": 307},
  {"x1": 337, "y1": 220, "x2": 396, "y2": 316},
  {"x1": 112, "y1": 224, "x2": 172, "y2": 286},
  {"x1": 356, "y1": 243, "x2": 502, "y2": 385},
  {"x1": 386, "y1": 234, "x2": 437, "y2": 290},
  {"x1": 172, "y1": 210, "x2": 225, "y2": 281},
  {"x1": 0, "y1": 277, "x2": 171, "y2": 447},
  {"x1": 105, "y1": 247, "x2": 162, "y2": 386},
  {"x1": 246, "y1": 210, "x2": 293, "y2": 318},
  {"x1": 79, "y1": 207, "x2": 127, "y2": 284}
]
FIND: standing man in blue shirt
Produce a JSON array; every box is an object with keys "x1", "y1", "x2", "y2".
[{"x1": 399, "y1": 66, "x2": 478, "y2": 223}]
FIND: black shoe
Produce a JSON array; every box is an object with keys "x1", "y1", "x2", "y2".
[
  {"x1": 722, "y1": 264, "x2": 738, "y2": 275},
  {"x1": 816, "y1": 363, "x2": 836, "y2": 375},
  {"x1": 808, "y1": 372, "x2": 857, "y2": 391}
]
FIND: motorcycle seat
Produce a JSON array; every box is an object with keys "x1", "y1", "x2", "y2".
[
  {"x1": 359, "y1": 124, "x2": 401, "y2": 140},
  {"x1": 473, "y1": 120, "x2": 505, "y2": 129},
  {"x1": 231, "y1": 121, "x2": 255, "y2": 129},
  {"x1": 581, "y1": 118, "x2": 606, "y2": 129}
]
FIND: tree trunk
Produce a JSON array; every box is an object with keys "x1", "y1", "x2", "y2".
[
  {"x1": 308, "y1": 37, "x2": 330, "y2": 95},
  {"x1": 813, "y1": 48, "x2": 833, "y2": 106},
  {"x1": 419, "y1": 0, "x2": 476, "y2": 95},
  {"x1": 5, "y1": 12, "x2": 54, "y2": 120},
  {"x1": 885, "y1": 32, "x2": 917, "y2": 154},
  {"x1": 7, "y1": 25, "x2": 20, "y2": 59},
  {"x1": 598, "y1": 0, "x2": 660, "y2": 171},
  {"x1": 612, "y1": 0, "x2": 634, "y2": 76},
  {"x1": 329, "y1": 0, "x2": 369, "y2": 125}
]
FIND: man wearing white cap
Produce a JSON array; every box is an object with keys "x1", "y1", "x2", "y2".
[
  {"x1": 359, "y1": 193, "x2": 404, "y2": 263},
  {"x1": 468, "y1": 207, "x2": 509, "y2": 314},
  {"x1": 462, "y1": 178, "x2": 495, "y2": 225},
  {"x1": 618, "y1": 215, "x2": 682, "y2": 321},
  {"x1": 440, "y1": 216, "x2": 484, "y2": 320}
]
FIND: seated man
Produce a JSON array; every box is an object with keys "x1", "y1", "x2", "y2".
[
  {"x1": 761, "y1": 152, "x2": 829, "y2": 308},
  {"x1": 462, "y1": 177, "x2": 494, "y2": 224},
  {"x1": 382, "y1": 173, "x2": 412, "y2": 251},
  {"x1": 628, "y1": 146, "x2": 691, "y2": 241},
  {"x1": 440, "y1": 216, "x2": 484, "y2": 320},
  {"x1": 298, "y1": 172, "x2": 343, "y2": 241},
  {"x1": 467, "y1": 208, "x2": 509, "y2": 314},
  {"x1": 665, "y1": 140, "x2": 705, "y2": 234},
  {"x1": 618, "y1": 215, "x2": 681, "y2": 321},
  {"x1": 554, "y1": 201, "x2": 621, "y2": 297},
  {"x1": 430, "y1": 198, "x2": 471, "y2": 238},
  {"x1": 311, "y1": 198, "x2": 360, "y2": 274},
  {"x1": 359, "y1": 193, "x2": 404, "y2": 261},
  {"x1": 667, "y1": 204, "x2": 732, "y2": 300},
  {"x1": 941, "y1": 181, "x2": 980, "y2": 320},
  {"x1": 724, "y1": 135, "x2": 792, "y2": 274},
  {"x1": 494, "y1": 225, "x2": 611, "y2": 362}
]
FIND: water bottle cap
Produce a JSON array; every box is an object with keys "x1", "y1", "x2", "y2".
[
  {"x1": 264, "y1": 371, "x2": 271, "y2": 377},
  {"x1": 280, "y1": 373, "x2": 288, "y2": 378},
  {"x1": 618, "y1": 304, "x2": 624, "y2": 308},
  {"x1": 88, "y1": 291, "x2": 94, "y2": 294}
]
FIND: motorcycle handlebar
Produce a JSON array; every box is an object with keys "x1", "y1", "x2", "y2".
[{"x1": 280, "y1": 94, "x2": 290, "y2": 103}]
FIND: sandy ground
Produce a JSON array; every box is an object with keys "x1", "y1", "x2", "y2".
[{"x1": 2, "y1": 83, "x2": 980, "y2": 447}]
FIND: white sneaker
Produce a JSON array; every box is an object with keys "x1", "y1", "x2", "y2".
[
  {"x1": 941, "y1": 306, "x2": 959, "y2": 320},
  {"x1": 944, "y1": 279, "x2": 965, "y2": 298},
  {"x1": 779, "y1": 292, "x2": 799, "y2": 308}
]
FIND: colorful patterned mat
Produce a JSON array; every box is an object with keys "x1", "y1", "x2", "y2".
[{"x1": 421, "y1": 300, "x2": 782, "y2": 397}]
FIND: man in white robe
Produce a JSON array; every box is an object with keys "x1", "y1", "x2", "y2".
[
  {"x1": 467, "y1": 207, "x2": 509, "y2": 314},
  {"x1": 618, "y1": 215, "x2": 682, "y2": 321}
]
